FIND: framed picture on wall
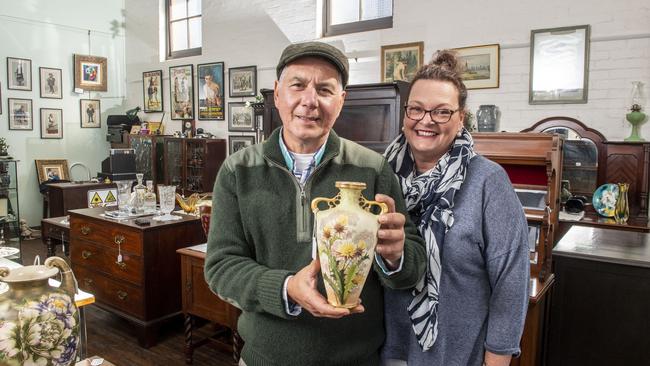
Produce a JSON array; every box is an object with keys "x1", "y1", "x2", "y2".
[
  {"x1": 143, "y1": 70, "x2": 163, "y2": 112},
  {"x1": 35, "y1": 159, "x2": 70, "y2": 184},
  {"x1": 39, "y1": 67, "x2": 63, "y2": 99},
  {"x1": 197, "y1": 62, "x2": 225, "y2": 120},
  {"x1": 229, "y1": 66, "x2": 257, "y2": 97},
  {"x1": 228, "y1": 102, "x2": 255, "y2": 132},
  {"x1": 529, "y1": 25, "x2": 590, "y2": 104},
  {"x1": 453, "y1": 44, "x2": 500, "y2": 89},
  {"x1": 8, "y1": 98, "x2": 33, "y2": 130},
  {"x1": 80, "y1": 99, "x2": 101, "y2": 128},
  {"x1": 40, "y1": 108, "x2": 63, "y2": 139},
  {"x1": 381, "y1": 42, "x2": 424, "y2": 82},
  {"x1": 169, "y1": 64, "x2": 195, "y2": 120},
  {"x1": 74, "y1": 54, "x2": 108, "y2": 91},
  {"x1": 229, "y1": 135, "x2": 256, "y2": 155},
  {"x1": 7, "y1": 57, "x2": 32, "y2": 91}
]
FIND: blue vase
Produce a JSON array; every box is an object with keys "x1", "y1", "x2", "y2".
[{"x1": 477, "y1": 105, "x2": 499, "y2": 132}]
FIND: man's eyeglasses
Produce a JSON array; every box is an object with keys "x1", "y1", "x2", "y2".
[{"x1": 404, "y1": 105, "x2": 458, "y2": 124}]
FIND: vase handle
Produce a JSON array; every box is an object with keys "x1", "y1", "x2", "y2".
[
  {"x1": 311, "y1": 197, "x2": 339, "y2": 213},
  {"x1": 0, "y1": 267, "x2": 9, "y2": 279},
  {"x1": 360, "y1": 198, "x2": 388, "y2": 216},
  {"x1": 45, "y1": 256, "x2": 79, "y2": 300}
]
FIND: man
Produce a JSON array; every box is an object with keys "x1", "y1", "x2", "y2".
[
  {"x1": 205, "y1": 41, "x2": 426, "y2": 366},
  {"x1": 86, "y1": 103, "x2": 95, "y2": 124},
  {"x1": 202, "y1": 74, "x2": 221, "y2": 107},
  {"x1": 47, "y1": 73, "x2": 56, "y2": 94}
]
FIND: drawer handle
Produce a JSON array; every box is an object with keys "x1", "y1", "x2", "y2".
[
  {"x1": 80, "y1": 226, "x2": 91, "y2": 235},
  {"x1": 83, "y1": 278, "x2": 94, "y2": 286},
  {"x1": 114, "y1": 234, "x2": 125, "y2": 245},
  {"x1": 82, "y1": 250, "x2": 92, "y2": 259},
  {"x1": 116, "y1": 261, "x2": 127, "y2": 270},
  {"x1": 117, "y1": 290, "x2": 128, "y2": 300}
]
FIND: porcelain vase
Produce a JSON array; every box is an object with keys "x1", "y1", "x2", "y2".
[
  {"x1": 311, "y1": 182, "x2": 387, "y2": 308},
  {"x1": 0, "y1": 257, "x2": 80, "y2": 366}
]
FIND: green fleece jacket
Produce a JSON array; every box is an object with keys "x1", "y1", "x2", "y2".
[{"x1": 205, "y1": 128, "x2": 426, "y2": 366}]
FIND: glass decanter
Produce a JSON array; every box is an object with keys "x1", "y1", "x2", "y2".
[
  {"x1": 143, "y1": 180, "x2": 157, "y2": 214},
  {"x1": 133, "y1": 173, "x2": 147, "y2": 214}
]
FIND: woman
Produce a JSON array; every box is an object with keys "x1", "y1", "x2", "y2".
[{"x1": 382, "y1": 50, "x2": 530, "y2": 366}]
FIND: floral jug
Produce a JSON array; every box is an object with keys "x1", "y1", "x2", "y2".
[
  {"x1": 0, "y1": 257, "x2": 80, "y2": 366},
  {"x1": 311, "y1": 182, "x2": 387, "y2": 308},
  {"x1": 477, "y1": 104, "x2": 499, "y2": 132}
]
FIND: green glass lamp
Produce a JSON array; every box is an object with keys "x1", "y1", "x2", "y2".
[{"x1": 625, "y1": 81, "x2": 646, "y2": 142}]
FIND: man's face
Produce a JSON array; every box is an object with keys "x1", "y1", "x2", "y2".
[
  {"x1": 274, "y1": 57, "x2": 346, "y2": 153},
  {"x1": 204, "y1": 75, "x2": 212, "y2": 82}
]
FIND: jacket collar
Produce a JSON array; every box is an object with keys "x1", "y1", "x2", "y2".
[{"x1": 263, "y1": 127, "x2": 341, "y2": 168}]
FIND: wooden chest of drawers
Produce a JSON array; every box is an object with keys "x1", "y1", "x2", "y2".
[{"x1": 69, "y1": 207, "x2": 205, "y2": 347}]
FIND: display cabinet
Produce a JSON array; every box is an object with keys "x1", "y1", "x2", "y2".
[
  {"x1": 0, "y1": 159, "x2": 20, "y2": 263},
  {"x1": 164, "y1": 138, "x2": 227, "y2": 195},
  {"x1": 261, "y1": 81, "x2": 410, "y2": 153},
  {"x1": 473, "y1": 132, "x2": 563, "y2": 366},
  {"x1": 129, "y1": 135, "x2": 167, "y2": 187}
]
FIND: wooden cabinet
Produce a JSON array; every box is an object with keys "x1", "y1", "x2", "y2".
[
  {"x1": 163, "y1": 138, "x2": 227, "y2": 195},
  {"x1": 523, "y1": 117, "x2": 650, "y2": 223},
  {"x1": 262, "y1": 81, "x2": 410, "y2": 153},
  {"x1": 128, "y1": 135, "x2": 166, "y2": 187},
  {"x1": 549, "y1": 226, "x2": 650, "y2": 366},
  {"x1": 69, "y1": 207, "x2": 205, "y2": 347},
  {"x1": 473, "y1": 132, "x2": 563, "y2": 366},
  {"x1": 177, "y1": 246, "x2": 241, "y2": 364},
  {"x1": 46, "y1": 182, "x2": 116, "y2": 217}
]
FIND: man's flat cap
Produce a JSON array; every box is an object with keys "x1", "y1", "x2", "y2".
[{"x1": 276, "y1": 41, "x2": 349, "y2": 87}]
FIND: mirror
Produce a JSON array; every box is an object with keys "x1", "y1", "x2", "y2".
[
  {"x1": 529, "y1": 25, "x2": 590, "y2": 104},
  {"x1": 543, "y1": 126, "x2": 598, "y2": 198}
]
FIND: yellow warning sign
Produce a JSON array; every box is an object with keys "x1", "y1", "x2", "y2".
[
  {"x1": 105, "y1": 190, "x2": 117, "y2": 203},
  {"x1": 90, "y1": 192, "x2": 103, "y2": 205}
]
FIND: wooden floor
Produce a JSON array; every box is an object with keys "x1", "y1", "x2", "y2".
[{"x1": 20, "y1": 237, "x2": 237, "y2": 366}]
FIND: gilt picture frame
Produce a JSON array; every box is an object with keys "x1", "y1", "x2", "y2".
[
  {"x1": 453, "y1": 44, "x2": 500, "y2": 89},
  {"x1": 381, "y1": 42, "x2": 424, "y2": 82},
  {"x1": 74, "y1": 54, "x2": 108, "y2": 92},
  {"x1": 35, "y1": 159, "x2": 70, "y2": 184}
]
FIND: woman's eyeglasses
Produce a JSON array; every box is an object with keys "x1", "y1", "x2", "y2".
[{"x1": 404, "y1": 105, "x2": 458, "y2": 124}]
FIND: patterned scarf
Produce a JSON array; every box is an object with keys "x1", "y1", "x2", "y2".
[{"x1": 384, "y1": 128, "x2": 476, "y2": 351}]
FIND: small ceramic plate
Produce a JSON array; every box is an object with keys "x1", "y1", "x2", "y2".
[
  {"x1": 592, "y1": 183, "x2": 619, "y2": 217},
  {"x1": 0, "y1": 246, "x2": 20, "y2": 258}
]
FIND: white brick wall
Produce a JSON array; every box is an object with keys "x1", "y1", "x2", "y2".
[{"x1": 125, "y1": 0, "x2": 650, "y2": 141}]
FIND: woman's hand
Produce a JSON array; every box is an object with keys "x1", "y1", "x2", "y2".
[{"x1": 374, "y1": 194, "x2": 405, "y2": 268}]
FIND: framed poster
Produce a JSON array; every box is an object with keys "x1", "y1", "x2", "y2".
[
  {"x1": 228, "y1": 102, "x2": 255, "y2": 132},
  {"x1": 229, "y1": 65, "x2": 257, "y2": 97},
  {"x1": 74, "y1": 54, "x2": 108, "y2": 91},
  {"x1": 453, "y1": 44, "x2": 500, "y2": 89},
  {"x1": 35, "y1": 159, "x2": 69, "y2": 184},
  {"x1": 529, "y1": 25, "x2": 590, "y2": 104},
  {"x1": 381, "y1": 42, "x2": 424, "y2": 82},
  {"x1": 39, "y1": 67, "x2": 63, "y2": 99},
  {"x1": 80, "y1": 99, "x2": 101, "y2": 128},
  {"x1": 143, "y1": 70, "x2": 163, "y2": 112},
  {"x1": 8, "y1": 98, "x2": 33, "y2": 130},
  {"x1": 229, "y1": 135, "x2": 256, "y2": 155},
  {"x1": 169, "y1": 64, "x2": 195, "y2": 120},
  {"x1": 40, "y1": 108, "x2": 63, "y2": 139},
  {"x1": 7, "y1": 57, "x2": 32, "y2": 91},
  {"x1": 197, "y1": 62, "x2": 225, "y2": 120}
]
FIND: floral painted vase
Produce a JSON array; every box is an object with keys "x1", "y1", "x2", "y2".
[
  {"x1": 311, "y1": 182, "x2": 387, "y2": 308},
  {"x1": 0, "y1": 257, "x2": 80, "y2": 366}
]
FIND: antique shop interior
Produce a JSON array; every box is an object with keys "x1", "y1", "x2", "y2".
[{"x1": 0, "y1": 0, "x2": 649, "y2": 365}]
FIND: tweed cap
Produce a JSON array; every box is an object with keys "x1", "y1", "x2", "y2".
[{"x1": 276, "y1": 41, "x2": 349, "y2": 87}]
